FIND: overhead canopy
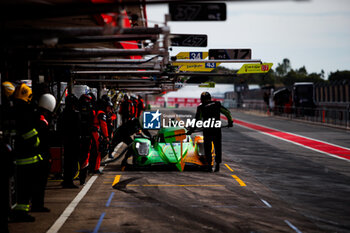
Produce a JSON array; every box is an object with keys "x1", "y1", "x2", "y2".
[{"x1": 0, "y1": 0, "x2": 174, "y2": 93}]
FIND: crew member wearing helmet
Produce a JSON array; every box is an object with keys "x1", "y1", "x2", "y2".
[
  {"x1": 60, "y1": 94, "x2": 80, "y2": 188},
  {"x1": 136, "y1": 95, "x2": 145, "y2": 118},
  {"x1": 1, "y1": 82, "x2": 16, "y2": 230},
  {"x1": 2, "y1": 81, "x2": 15, "y2": 98},
  {"x1": 31, "y1": 93, "x2": 56, "y2": 212},
  {"x1": 119, "y1": 94, "x2": 134, "y2": 124},
  {"x1": 104, "y1": 97, "x2": 117, "y2": 159},
  {"x1": 78, "y1": 94, "x2": 94, "y2": 185},
  {"x1": 90, "y1": 98, "x2": 109, "y2": 174},
  {"x1": 1, "y1": 81, "x2": 16, "y2": 232},
  {"x1": 189, "y1": 92, "x2": 233, "y2": 172},
  {"x1": 1, "y1": 81, "x2": 16, "y2": 145},
  {"x1": 130, "y1": 95, "x2": 139, "y2": 118},
  {"x1": 12, "y1": 83, "x2": 39, "y2": 222}
]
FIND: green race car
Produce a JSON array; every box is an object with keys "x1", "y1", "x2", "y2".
[{"x1": 122, "y1": 127, "x2": 214, "y2": 171}]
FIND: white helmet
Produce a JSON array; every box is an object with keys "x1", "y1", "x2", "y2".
[{"x1": 38, "y1": 93, "x2": 56, "y2": 112}]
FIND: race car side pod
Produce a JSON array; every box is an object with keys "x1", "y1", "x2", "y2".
[{"x1": 100, "y1": 143, "x2": 132, "y2": 166}]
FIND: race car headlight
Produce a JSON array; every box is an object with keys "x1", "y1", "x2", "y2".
[
  {"x1": 135, "y1": 142, "x2": 149, "y2": 156},
  {"x1": 197, "y1": 142, "x2": 205, "y2": 156}
]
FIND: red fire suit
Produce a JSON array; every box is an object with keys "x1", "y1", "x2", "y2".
[{"x1": 91, "y1": 110, "x2": 109, "y2": 171}]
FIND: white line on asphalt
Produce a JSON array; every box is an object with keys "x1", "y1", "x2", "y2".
[
  {"x1": 46, "y1": 175, "x2": 98, "y2": 233},
  {"x1": 260, "y1": 199, "x2": 272, "y2": 208},
  {"x1": 46, "y1": 142, "x2": 123, "y2": 233},
  {"x1": 284, "y1": 220, "x2": 303, "y2": 233}
]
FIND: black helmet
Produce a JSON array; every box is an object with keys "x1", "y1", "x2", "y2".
[
  {"x1": 96, "y1": 98, "x2": 107, "y2": 111},
  {"x1": 101, "y1": 94, "x2": 111, "y2": 102},
  {"x1": 96, "y1": 96, "x2": 113, "y2": 111},
  {"x1": 87, "y1": 92, "x2": 96, "y2": 103},
  {"x1": 79, "y1": 94, "x2": 92, "y2": 103},
  {"x1": 200, "y1": 92, "x2": 211, "y2": 103},
  {"x1": 65, "y1": 94, "x2": 79, "y2": 109},
  {"x1": 79, "y1": 94, "x2": 93, "y2": 109}
]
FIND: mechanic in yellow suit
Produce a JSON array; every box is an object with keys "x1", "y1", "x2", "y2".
[{"x1": 12, "y1": 83, "x2": 41, "y2": 222}]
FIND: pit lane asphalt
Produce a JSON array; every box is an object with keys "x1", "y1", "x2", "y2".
[{"x1": 9, "y1": 108, "x2": 350, "y2": 233}]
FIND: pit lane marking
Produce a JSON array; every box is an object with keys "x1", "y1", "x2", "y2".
[
  {"x1": 47, "y1": 175, "x2": 98, "y2": 233},
  {"x1": 224, "y1": 163, "x2": 247, "y2": 186},
  {"x1": 104, "y1": 183, "x2": 225, "y2": 187},
  {"x1": 225, "y1": 163, "x2": 234, "y2": 172},
  {"x1": 93, "y1": 212, "x2": 106, "y2": 233},
  {"x1": 231, "y1": 175, "x2": 247, "y2": 186},
  {"x1": 105, "y1": 192, "x2": 115, "y2": 207},
  {"x1": 91, "y1": 192, "x2": 116, "y2": 232},
  {"x1": 141, "y1": 184, "x2": 224, "y2": 187},
  {"x1": 260, "y1": 199, "x2": 272, "y2": 208},
  {"x1": 112, "y1": 175, "x2": 121, "y2": 186},
  {"x1": 284, "y1": 220, "x2": 303, "y2": 233},
  {"x1": 105, "y1": 176, "x2": 224, "y2": 187}
]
